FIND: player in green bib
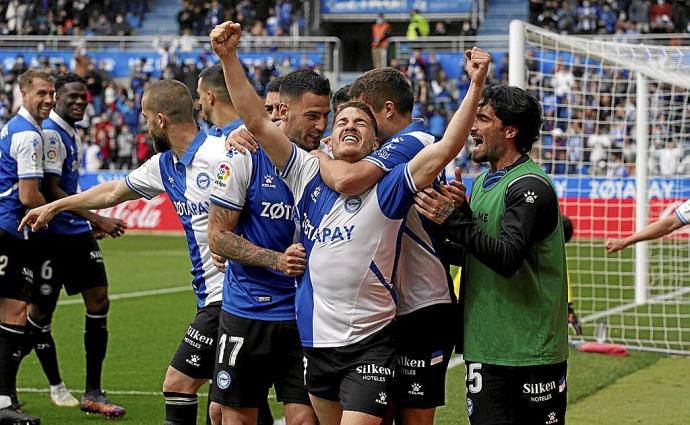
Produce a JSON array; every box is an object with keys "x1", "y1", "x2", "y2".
[{"x1": 442, "y1": 85, "x2": 569, "y2": 425}]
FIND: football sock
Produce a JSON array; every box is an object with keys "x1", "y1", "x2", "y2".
[
  {"x1": 27, "y1": 315, "x2": 62, "y2": 386},
  {"x1": 84, "y1": 313, "x2": 108, "y2": 393},
  {"x1": 163, "y1": 392, "x2": 198, "y2": 425},
  {"x1": 0, "y1": 324, "x2": 25, "y2": 405}
]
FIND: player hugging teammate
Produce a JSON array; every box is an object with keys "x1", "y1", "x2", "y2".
[{"x1": 11, "y1": 20, "x2": 569, "y2": 425}]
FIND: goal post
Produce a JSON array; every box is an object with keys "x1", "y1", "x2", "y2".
[{"x1": 509, "y1": 21, "x2": 690, "y2": 354}]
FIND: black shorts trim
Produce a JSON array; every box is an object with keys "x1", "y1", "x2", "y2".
[
  {"x1": 170, "y1": 302, "x2": 221, "y2": 380},
  {"x1": 210, "y1": 311, "x2": 310, "y2": 408},
  {"x1": 394, "y1": 303, "x2": 456, "y2": 408},
  {"x1": 0, "y1": 229, "x2": 33, "y2": 302},
  {"x1": 304, "y1": 323, "x2": 396, "y2": 418},
  {"x1": 30, "y1": 232, "x2": 107, "y2": 303}
]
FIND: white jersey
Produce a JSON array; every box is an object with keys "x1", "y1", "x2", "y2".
[
  {"x1": 281, "y1": 144, "x2": 417, "y2": 348},
  {"x1": 125, "y1": 131, "x2": 224, "y2": 307},
  {"x1": 363, "y1": 119, "x2": 454, "y2": 315},
  {"x1": 676, "y1": 199, "x2": 690, "y2": 225}
]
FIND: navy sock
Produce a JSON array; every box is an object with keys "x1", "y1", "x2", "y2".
[
  {"x1": 27, "y1": 316, "x2": 62, "y2": 386},
  {"x1": 164, "y1": 391, "x2": 198, "y2": 425},
  {"x1": 84, "y1": 313, "x2": 108, "y2": 393}
]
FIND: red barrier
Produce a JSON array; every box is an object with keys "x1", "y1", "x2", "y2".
[
  {"x1": 96, "y1": 194, "x2": 183, "y2": 233},
  {"x1": 560, "y1": 198, "x2": 689, "y2": 239}
]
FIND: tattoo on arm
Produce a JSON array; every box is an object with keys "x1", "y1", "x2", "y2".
[{"x1": 209, "y1": 206, "x2": 282, "y2": 271}]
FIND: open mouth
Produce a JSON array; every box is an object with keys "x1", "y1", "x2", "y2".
[
  {"x1": 472, "y1": 136, "x2": 484, "y2": 147},
  {"x1": 342, "y1": 134, "x2": 359, "y2": 143}
]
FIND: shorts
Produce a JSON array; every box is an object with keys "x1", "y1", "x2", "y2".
[
  {"x1": 0, "y1": 229, "x2": 33, "y2": 302},
  {"x1": 465, "y1": 360, "x2": 568, "y2": 425},
  {"x1": 304, "y1": 324, "x2": 396, "y2": 418},
  {"x1": 394, "y1": 303, "x2": 456, "y2": 408},
  {"x1": 30, "y1": 232, "x2": 107, "y2": 305},
  {"x1": 210, "y1": 311, "x2": 310, "y2": 407},
  {"x1": 170, "y1": 302, "x2": 221, "y2": 379}
]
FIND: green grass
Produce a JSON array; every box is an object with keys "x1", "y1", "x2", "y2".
[{"x1": 14, "y1": 235, "x2": 690, "y2": 424}]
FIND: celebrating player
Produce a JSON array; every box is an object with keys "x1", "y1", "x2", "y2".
[
  {"x1": 28, "y1": 73, "x2": 126, "y2": 416},
  {"x1": 605, "y1": 200, "x2": 690, "y2": 253},
  {"x1": 20, "y1": 79, "x2": 227, "y2": 425},
  {"x1": 441, "y1": 85, "x2": 569, "y2": 425},
  {"x1": 206, "y1": 69, "x2": 329, "y2": 425},
  {"x1": 0, "y1": 69, "x2": 53, "y2": 425},
  {"x1": 210, "y1": 20, "x2": 488, "y2": 425}
]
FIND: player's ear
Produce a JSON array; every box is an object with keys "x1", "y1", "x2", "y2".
[
  {"x1": 207, "y1": 90, "x2": 215, "y2": 106},
  {"x1": 371, "y1": 136, "x2": 379, "y2": 151},
  {"x1": 279, "y1": 102, "x2": 289, "y2": 122},
  {"x1": 504, "y1": 125, "x2": 518, "y2": 140},
  {"x1": 157, "y1": 113, "x2": 166, "y2": 129},
  {"x1": 383, "y1": 100, "x2": 395, "y2": 119}
]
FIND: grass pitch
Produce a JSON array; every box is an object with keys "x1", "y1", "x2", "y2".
[{"x1": 15, "y1": 235, "x2": 690, "y2": 424}]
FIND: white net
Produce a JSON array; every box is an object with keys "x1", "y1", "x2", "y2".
[{"x1": 517, "y1": 23, "x2": 690, "y2": 354}]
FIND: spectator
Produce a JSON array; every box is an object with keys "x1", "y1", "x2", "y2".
[
  {"x1": 112, "y1": 14, "x2": 132, "y2": 36},
  {"x1": 204, "y1": 0, "x2": 225, "y2": 34},
  {"x1": 178, "y1": 28, "x2": 198, "y2": 52},
  {"x1": 650, "y1": 0, "x2": 674, "y2": 32},
  {"x1": 115, "y1": 125, "x2": 135, "y2": 169},
  {"x1": 84, "y1": 139, "x2": 103, "y2": 172},
  {"x1": 92, "y1": 14, "x2": 113, "y2": 35},
  {"x1": 371, "y1": 14, "x2": 391, "y2": 69},
  {"x1": 659, "y1": 140, "x2": 682, "y2": 175},
  {"x1": 433, "y1": 21, "x2": 447, "y2": 36},
  {"x1": 459, "y1": 19, "x2": 476, "y2": 36},
  {"x1": 407, "y1": 8, "x2": 430, "y2": 39},
  {"x1": 577, "y1": 0, "x2": 599, "y2": 33},
  {"x1": 629, "y1": 0, "x2": 651, "y2": 33}
]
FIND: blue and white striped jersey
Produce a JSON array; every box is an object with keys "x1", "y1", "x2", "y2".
[
  {"x1": 281, "y1": 144, "x2": 417, "y2": 348},
  {"x1": 125, "y1": 131, "x2": 225, "y2": 308},
  {"x1": 0, "y1": 107, "x2": 44, "y2": 239},
  {"x1": 676, "y1": 199, "x2": 690, "y2": 225},
  {"x1": 209, "y1": 147, "x2": 297, "y2": 321},
  {"x1": 363, "y1": 119, "x2": 454, "y2": 315},
  {"x1": 42, "y1": 110, "x2": 91, "y2": 234}
]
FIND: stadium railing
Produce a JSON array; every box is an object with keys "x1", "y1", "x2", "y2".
[{"x1": 0, "y1": 35, "x2": 342, "y2": 84}]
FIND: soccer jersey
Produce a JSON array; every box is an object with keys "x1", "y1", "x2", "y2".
[
  {"x1": 208, "y1": 118, "x2": 243, "y2": 138},
  {"x1": 42, "y1": 110, "x2": 91, "y2": 234},
  {"x1": 363, "y1": 119, "x2": 453, "y2": 315},
  {"x1": 675, "y1": 199, "x2": 690, "y2": 225},
  {"x1": 281, "y1": 144, "x2": 417, "y2": 348},
  {"x1": 209, "y1": 147, "x2": 297, "y2": 321},
  {"x1": 0, "y1": 107, "x2": 44, "y2": 239},
  {"x1": 125, "y1": 131, "x2": 225, "y2": 308}
]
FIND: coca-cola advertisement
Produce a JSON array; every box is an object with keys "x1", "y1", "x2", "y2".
[{"x1": 81, "y1": 172, "x2": 183, "y2": 233}]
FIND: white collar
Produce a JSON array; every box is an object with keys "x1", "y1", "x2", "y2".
[
  {"x1": 17, "y1": 106, "x2": 42, "y2": 131},
  {"x1": 48, "y1": 109, "x2": 77, "y2": 138}
]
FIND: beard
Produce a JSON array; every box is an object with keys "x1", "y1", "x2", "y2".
[{"x1": 150, "y1": 128, "x2": 171, "y2": 153}]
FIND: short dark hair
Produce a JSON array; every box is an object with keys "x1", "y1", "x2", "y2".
[
  {"x1": 334, "y1": 101, "x2": 378, "y2": 137},
  {"x1": 18, "y1": 69, "x2": 53, "y2": 91},
  {"x1": 54, "y1": 73, "x2": 86, "y2": 95},
  {"x1": 266, "y1": 76, "x2": 283, "y2": 94},
  {"x1": 348, "y1": 67, "x2": 414, "y2": 115},
  {"x1": 331, "y1": 83, "x2": 351, "y2": 113},
  {"x1": 279, "y1": 70, "x2": 331, "y2": 101},
  {"x1": 479, "y1": 85, "x2": 543, "y2": 154},
  {"x1": 199, "y1": 64, "x2": 231, "y2": 103},
  {"x1": 143, "y1": 79, "x2": 194, "y2": 123},
  {"x1": 562, "y1": 215, "x2": 573, "y2": 243}
]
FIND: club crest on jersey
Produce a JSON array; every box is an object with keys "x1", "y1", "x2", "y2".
[
  {"x1": 196, "y1": 172, "x2": 211, "y2": 190},
  {"x1": 311, "y1": 185, "x2": 322, "y2": 202},
  {"x1": 344, "y1": 195, "x2": 362, "y2": 213},
  {"x1": 214, "y1": 161, "x2": 232, "y2": 190}
]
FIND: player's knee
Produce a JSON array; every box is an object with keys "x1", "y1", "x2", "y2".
[
  {"x1": 85, "y1": 292, "x2": 109, "y2": 315},
  {"x1": 29, "y1": 303, "x2": 55, "y2": 326},
  {"x1": 284, "y1": 404, "x2": 318, "y2": 425},
  {"x1": 162, "y1": 366, "x2": 204, "y2": 394}
]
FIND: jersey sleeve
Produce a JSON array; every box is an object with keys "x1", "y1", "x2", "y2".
[
  {"x1": 279, "y1": 143, "x2": 320, "y2": 203},
  {"x1": 363, "y1": 133, "x2": 427, "y2": 172},
  {"x1": 124, "y1": 155, "x2": 165, "y2": 199},
  {"x1": 11, "y1": 130, "x2": 43, "y2": 179},
  {"x1": 209, "y1": 151, "x2": 253, "y2": 211},
  {"x1": 42, "y1": 130, "x2": 66, "y2": 176},
  {"x1": 675, "y1": 198, "x2": 690, "y2": 225},
  {"x1": 376, "y1": 163, "x2": 418, "y2": 220}
]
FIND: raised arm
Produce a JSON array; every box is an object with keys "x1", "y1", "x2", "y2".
[
  {"x1": 315, "y1": 153, "x2": 386, "y2": 195},
  {"x1": 210, "y1": 21, "x2": 292, "y2": 169},
  {"x1": 605, "y1": 214, "x2": 686, "y2": 254},
  {"x1": 19, "y1": 179, "x2": 140, "y2": 232},
  {"x1": 408, "y1": 47, "x2": 489, "y2": 188}
]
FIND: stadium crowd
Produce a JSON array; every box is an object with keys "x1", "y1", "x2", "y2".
[
  {"x1": 0, "y1": 0, "x2": 148, "y2": 35},
  {"x1": 530, "y1": 0, "x2": 689, "y2": 34},
  {"x1": 178, "y1": 0, "x2": 301, "y2": 36}
]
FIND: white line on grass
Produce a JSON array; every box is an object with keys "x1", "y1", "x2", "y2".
[
  {"x1": 580, "y1": 286, "x2": 690, "y2": 324},
  {"x1": 18, "y1": 387, "x2": 277, "y2": 399},
  {"x1": 57, "y1": 286, "x2": 190, "y2": 306}
]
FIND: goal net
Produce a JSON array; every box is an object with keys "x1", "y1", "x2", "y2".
[{"x1": 510, "y1": 22, "x2": 690, "y2": 355}]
